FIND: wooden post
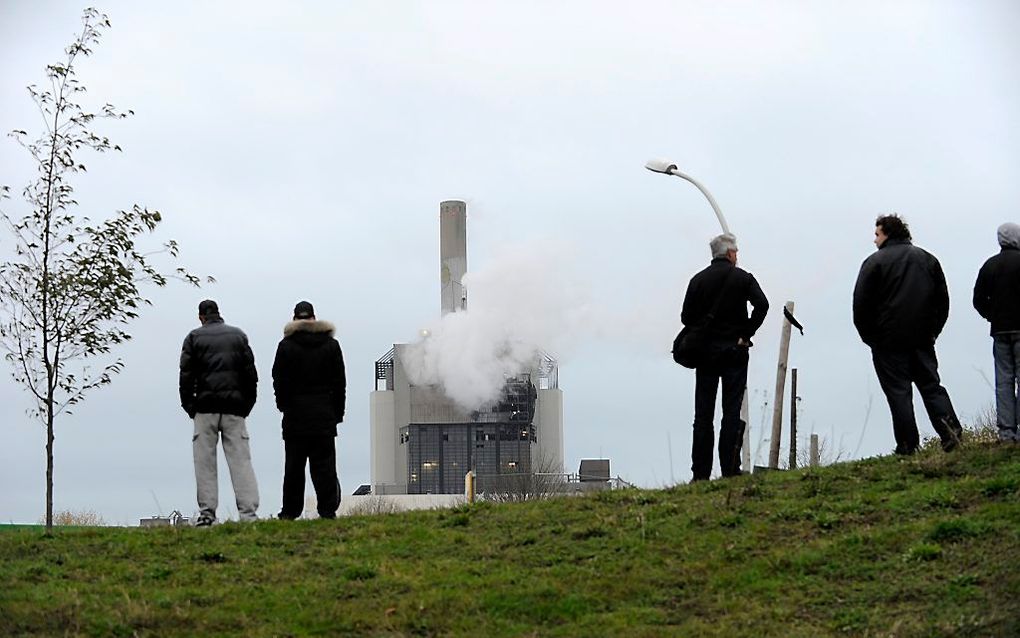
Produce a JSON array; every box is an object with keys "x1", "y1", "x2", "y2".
[
  {"x1": 810, "y1": 434, "x2": 819, "y2": 467},
  {"x1": 769, "y1": 301, "x2": 795, "y2": 469},
  {"x1": 789, "y1": 368, "x2": 798, "y2": 469},
  {"x1": 741, "y1": 387, "x2": 750, "y2": 473},
  {"x1": 465, "y1": 470, "x2": 475, "y2": 504}
]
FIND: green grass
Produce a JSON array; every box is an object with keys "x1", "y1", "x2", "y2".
[{"x1": 3, "y1": 442, "x2": 1020, "y2": 637}]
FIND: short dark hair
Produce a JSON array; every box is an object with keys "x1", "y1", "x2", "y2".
[
  {"x1": 875, "y1": 214, "x2": 911, "y2": 242},
  {"x1": 198, "y1": 299, "x2": 219, "y2": 316}
]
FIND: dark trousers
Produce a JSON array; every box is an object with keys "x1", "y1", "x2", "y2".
[
  {"x1": 871, "y1": 344, "x2": 962, "y2": 454},
  {"x1": 280, "y1": 434, "x2": 340, "y2": 519},
  {"x1": 692, "y1": 347, "x2": 748, "y2": 480}
]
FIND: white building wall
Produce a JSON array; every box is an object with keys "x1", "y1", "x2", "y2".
[
  {"x1": 535, "y1": 388, "x2": 564, "y2": 473},
  {"x1": 369, "y1": 390, "x2": 396, "y2": 489},
  {"x1": 340, "y1": 494, "x2": 466, "y2": 516},
  {"x1": 302, "y1": 493, "x2": 465, "y2": 518}
]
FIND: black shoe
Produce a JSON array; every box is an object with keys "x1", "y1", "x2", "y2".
[
  {"x1": 194, "y1": 514, "x2": 215, "y2": 527},
  {"x1": 939, "y1": 417, "x2": 963, "y2": 452},
  {"x1": 316, "y1": 478, "x2": 341, "y2": 520},
  {"x1": 940, "y1": 422, "x2": 962, "y2": 452}
]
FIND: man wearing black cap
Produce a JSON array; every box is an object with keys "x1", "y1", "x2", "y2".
[
  {"x1": 272, "y1": 301, "x2": 346, "y2": 519},
  {"x1": 179, "y1": 300, "x2": 260, "y2": 526}
]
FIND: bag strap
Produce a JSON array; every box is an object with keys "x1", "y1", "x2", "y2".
[{"x1": 704, "y1": 267, "x2": 740, "y2": 324}]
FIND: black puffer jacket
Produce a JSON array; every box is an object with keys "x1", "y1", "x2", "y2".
[
  {"x1": 681, "y1": 258, "x2": 769, "y2": 351},
  {"x1": 271, "y1": 320, "x2": 346, "y2": 440},
  {"x1": 853, "y1": 239, "x2": 949, "y2": 349},
  {"x1": 973, "y1": 227, "x2": 1020, "y2": 335},
  {"x1": 179, "y1": 316, "x2": 258, "y2": 418}
]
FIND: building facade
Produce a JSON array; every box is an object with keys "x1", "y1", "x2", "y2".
[{"x1": 369, "y1": 200, "x2": 564, "y2": 495}]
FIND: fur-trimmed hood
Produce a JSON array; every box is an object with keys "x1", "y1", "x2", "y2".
[{"x1": 283, "y1": 319, "x2": 335, "y2": 338}]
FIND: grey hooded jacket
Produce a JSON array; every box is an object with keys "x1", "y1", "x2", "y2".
[{"x1": 974, "y1": 222, "x2": 1020, "y2": 335}]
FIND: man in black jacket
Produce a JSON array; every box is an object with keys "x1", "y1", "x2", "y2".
[
  {"x1": 681, "y1": 234, "x2": 769, "y2": 481},
  {"x1": 853, "y1": 214, "x2": 962, "y2": 455},
  {"x1": 179, "y1": 299, "x2": 260, "y2": 525},
  {"x1": 272, "y1": 301, "x2": 346, "y2": 519},
  {"x1": 973, "y1": 222, "x2": 1020, "y2": 443}
]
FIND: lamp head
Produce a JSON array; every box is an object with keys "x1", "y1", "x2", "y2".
[{"x1": 645, "y1": 159, "x2": 678, "y2": 175}]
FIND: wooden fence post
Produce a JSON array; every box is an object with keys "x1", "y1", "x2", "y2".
[
  {"x1": 789, "y1": 368, "x2": 798, "y2": 469},
  {"x1": 810, "y1": 434, "x2": 819, "y2": 467},
  {"x1": 769, "y1": 301, "x2": 795, "y2": 469},
  {"x1": 465, "y1": 470, "x2": 475, "y2": 504}
]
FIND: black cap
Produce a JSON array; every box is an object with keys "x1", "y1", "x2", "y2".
[
  {"x1": 198, "y1": 299, "x2": 219, "y2": 316},
  {"x1": 293, "y1": 300, "x2": 315, "y2": 319}
]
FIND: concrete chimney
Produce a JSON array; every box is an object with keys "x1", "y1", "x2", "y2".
[{"x1": 440, "y1": 200, "x2": 467, "y2": 315}]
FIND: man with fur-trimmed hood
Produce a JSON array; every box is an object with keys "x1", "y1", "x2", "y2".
[{"x1": 272, "y1": 300, "x2": 346, "y2": 519}]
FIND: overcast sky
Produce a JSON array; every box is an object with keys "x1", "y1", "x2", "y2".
[{"x1": 1, "y1": 1, "x2": 1018, "y2": 524}]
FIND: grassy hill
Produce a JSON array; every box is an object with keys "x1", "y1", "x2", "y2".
[{"x1": 2, "y1": 441, "x2": 1019, "y2": 637}]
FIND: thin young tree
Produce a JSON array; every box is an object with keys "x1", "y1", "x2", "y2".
[{"x1": 0, "y1": 8, "x2": 208, "y2": 532}]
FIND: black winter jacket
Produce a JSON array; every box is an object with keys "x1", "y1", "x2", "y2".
[
  {"x1": 681, "y1": 258, "x2": 769, "y2": 351},
  {"x1": 271, "y1": 320, "x2": 346, "y2": 440},
  {"x1": 853, "y1": 239, "x2": 949, "y2": 349},
  {"x1": 974, "y1": 247, "x2": 1020, "y2": 335},
  {"x1": 179, "y1": 316, "x2": 258, "y2": 418}
]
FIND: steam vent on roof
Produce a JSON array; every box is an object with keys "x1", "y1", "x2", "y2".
[{"x1": 369, "y1": 200, "x2": 564, "y2": 495}]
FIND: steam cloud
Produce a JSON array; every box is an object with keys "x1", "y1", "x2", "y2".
[{"x1": 402, "y1": 241, "x2": 589, "y2": 410}]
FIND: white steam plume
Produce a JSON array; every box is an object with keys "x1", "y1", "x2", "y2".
[{"x1": 402, "y1": 240, "x2": 589, "y2": 410}]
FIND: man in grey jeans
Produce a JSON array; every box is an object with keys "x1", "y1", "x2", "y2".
[
  {"x1": 974, "y1": 223, "x2": 1020, "y2": 443},
  {"x1": 179, "y1": 299, "x2": 260, "y2": 525}
]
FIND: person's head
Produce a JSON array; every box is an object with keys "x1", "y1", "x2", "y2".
[
  {"x1": 874, "y1": 214, "x2": 911, "y2": 248},
  {"x1": 197, "y1": 299, "x2": 219, "y2": 324},
  {"x1": 710, "y1": 233, "x2": 739, "y2": 265},
  {"x1": 997, "y1": 222, "x2": 1020, "y2": 249},
  {"x1": 293, "y1": 300, "x2": 315, "y2": 321}
]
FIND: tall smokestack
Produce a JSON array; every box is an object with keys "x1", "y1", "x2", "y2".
[{"x1": 440, "y1": 200, "x2": 467, "y2": 315}]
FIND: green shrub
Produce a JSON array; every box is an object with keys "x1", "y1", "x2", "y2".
[
  {"x1": 904, "y1": 543, "x2": 942, "y2": 562},
  {"x1": 926, "y1": 519, "x2": 987, "y2": 543}
]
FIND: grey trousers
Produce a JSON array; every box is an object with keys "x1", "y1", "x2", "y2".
[
  {"x1": 193, "y1": 413, "x2": 259, "y2": 521},
  {"x1": 993, "y1": 334, "x2": 1020, "y2": 441}
]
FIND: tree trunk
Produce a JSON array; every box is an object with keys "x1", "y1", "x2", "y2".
[{"x1": 46, "y1": 406, "x2": 54, "y2": 534}]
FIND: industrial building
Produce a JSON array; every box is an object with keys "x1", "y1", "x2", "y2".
[{"x1": 370, "y1": 200, "x2": 564, "y2": 495}]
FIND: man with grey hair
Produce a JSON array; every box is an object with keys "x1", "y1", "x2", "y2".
[
  {"x1": 974, "y1": 222, "x2": 1020, "y2": 443},
  {"x1": 179, "y1": 300, "x2": 260, "y2": 525},
  {"x1": 681, "y1": 233, "x2": 769, "y2": 481}
]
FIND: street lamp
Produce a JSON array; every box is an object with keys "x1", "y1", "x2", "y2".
[
  {"x1": 650, "y1": 158, "x2": 747, "y2": 472},
  {"x1": 645, "y1": 159, "x2": 731, "y2": 235}
]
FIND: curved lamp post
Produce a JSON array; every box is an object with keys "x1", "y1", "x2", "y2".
[
  {"x1": 648, "y1": 158, "x2": 749, "y2": 472},
  {"x1": 644, "y1": 159, "x2": 731, "y2": 235}
]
